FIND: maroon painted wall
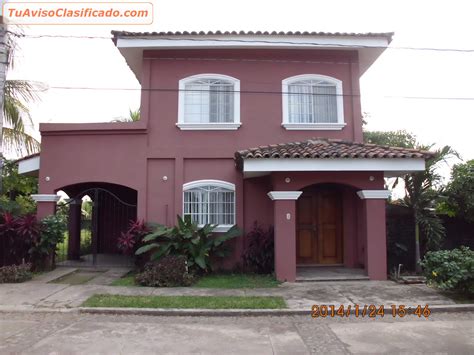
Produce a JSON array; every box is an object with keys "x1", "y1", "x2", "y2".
[{"x1": 38, "y1": 47, "x2": 367, "y2": 268}]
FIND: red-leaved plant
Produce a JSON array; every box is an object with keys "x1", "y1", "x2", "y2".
[
  {"x1": 0, "y1": 212, "x2": 40, "y2": 266},
  {"x1": 117, "y1": 219, "x2": 151, "y2": 256}
]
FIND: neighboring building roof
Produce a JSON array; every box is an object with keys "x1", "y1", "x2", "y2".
[
  {"x1": 14, "y1": 152, "x2": 40, "y2": 163},
  {"x1": 112, "y1": 30, "x2": 394, "y2": 42},
  {"x1": 235, "y1": 138, "x2": 433, "y2": 166}
]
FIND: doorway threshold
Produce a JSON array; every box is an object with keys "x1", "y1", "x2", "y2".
[{"x1": 296, "y1": 266, "x2": 369, "y2": 282}]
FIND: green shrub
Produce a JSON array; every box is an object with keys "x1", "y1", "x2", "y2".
[
  {"x1": 29, "y1": 214, "x2": 67, "y2": 270},
  {"x1": 0, "y1": 262, "x2": 32, "y2": 283},
  {"x1": 136, "y1": 215, "x2": 241, "y2": 273},
  {"x1": 420, "y1": 246, "x2": 474, "y2": 294},
  {"x1": 135, "y1": 255, "x2": 193, "y2": 287}
]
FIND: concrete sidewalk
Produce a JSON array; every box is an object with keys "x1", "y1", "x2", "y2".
[{"x1": 0, "y1": 267, "x2": 465, "y2": 313}]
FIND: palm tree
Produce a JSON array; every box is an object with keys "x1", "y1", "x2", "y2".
[
  {"x1": 0, "y1": 25, "x2": 41, "y2": 156},
  {"x1": 111, "y1": 109, "x2": 140, "y2": 123},
  {"x1": 3, "y1": 80, "x2": 41, "y2": 155},
  {"x1": 364, "y1": 130, "x2": 458, "y2": 273},
  {"x1": 400, "y1": 145, "x2": 458, "y2": 272}
]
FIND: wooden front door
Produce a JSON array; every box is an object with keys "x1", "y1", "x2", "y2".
[{"x1": 296, "y1": 187, "x2": 343, "y2": 264}]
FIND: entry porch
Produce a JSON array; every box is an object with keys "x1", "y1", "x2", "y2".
[{"x1": 235, "y1": 138, "x2": 431, "y2": 282}]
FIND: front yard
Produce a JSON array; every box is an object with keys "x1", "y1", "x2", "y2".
[{"x1": 111, "y1": 272, "x2": 280, "y2": 289}]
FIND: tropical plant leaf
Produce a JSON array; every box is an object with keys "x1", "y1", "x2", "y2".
[
  {"x1": 135, "y1": 243, "x2": 160, "y2": 255},
  {"x1": 194, "y1": 255, "x2": 206, "y2": 269},
  {"x1": 142, "y1": 227, "x2": 170, "y2": 241},
  {"x1": 2, "y1": 127, "x2": 40, "y2": 155}
]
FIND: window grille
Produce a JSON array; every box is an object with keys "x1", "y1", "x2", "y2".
[{"x1": 183, "y1": 184, "x2": 235, "y2": 226}]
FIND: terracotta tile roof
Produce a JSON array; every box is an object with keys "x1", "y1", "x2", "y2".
[
  {"x1": 112, "y1": 30, "x2": 393, "y2": 42},
  {"x1": 235, "y1": 138, "x2": 433, "y2": 167}
]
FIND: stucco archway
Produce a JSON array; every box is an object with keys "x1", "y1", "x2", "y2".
[{"x1": 56, "y1": 182, "x2": 137, "y2": 266}]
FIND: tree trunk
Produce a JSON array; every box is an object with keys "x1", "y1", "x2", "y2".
[{"x1": 415, "y1": 222, "x2": 422, "y2": 273}]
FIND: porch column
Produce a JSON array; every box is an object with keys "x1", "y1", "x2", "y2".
[
  {"x1": 357, "y1": 190, "x2": 391, "y2": 280},
  {"x1": 267, "y1": 191, "x2": 302, "y2": 282},
  {"x1": 31, "y1": 194, "x2": 60, "y2": 219},
  {"x1": 67, "y1": 199, "x2": 82, "y2": 260}
]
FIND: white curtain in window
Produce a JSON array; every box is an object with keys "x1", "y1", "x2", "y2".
[
  {"x1": 184, "y1": 79, "x2": 234, "y2": 123},
  {"x1": 288, "y1": 80, "x2": 338, "y2": 123}
]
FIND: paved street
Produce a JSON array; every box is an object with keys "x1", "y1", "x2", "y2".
[{"x1": 1, "y1": 311, "x2": 473, "y2": 354}]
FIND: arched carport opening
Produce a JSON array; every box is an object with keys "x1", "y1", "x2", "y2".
[{"x1": 56, "y1": 182, "x2": 137, "y2": 267}]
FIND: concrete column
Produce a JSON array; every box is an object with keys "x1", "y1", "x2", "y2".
[
  {"x1": 268, "y1": 191, "x2": 302, "y2": 282},
  {"x1": 357, "y1": 190, "x2": 390, "y2": 280},
  {"x1": 67, "y1": 199, "x2": 82, "y2": 260},
  {"x1": 32, "y1": 194, "x2": 60, "y2": 219}
]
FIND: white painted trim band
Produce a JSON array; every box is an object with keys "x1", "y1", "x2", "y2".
[
  {"x1": 117, "y1": 36, "x2": 390, "y2": 50},
  {"x1": 357, "y1": 190, "x2": 391, "y2": 199},
  {"x1": 244, "y1": 158, "x2": 426, "y2": 173},
  {"x1": 176, "y1": 122, "x2": 241, "y2": 130},
  {"x1": 31, "y1": 194, "x2": 60, "y2": 202},
  {"x1": 183, "y1": 179, "x2": 235, "y2": 191},
  {"x1": 267, "y1": 191, "x2": 303, "y2": 200},
  {"x1": 282, "y1": 122, "x2": 346, "y2": 130}
]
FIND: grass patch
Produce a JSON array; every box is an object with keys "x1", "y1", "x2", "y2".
[
  {"x1": 194, "y1": 274, "x2": 280, "y2": 289},
  {"x1": 50, "y1": 270, "x2": 104, "y2": 285},
  {"x1": 82, "y1": 294, "x2": 286, "y2": 309},
  {"x1": 110, "y1": 273, "x2": 280, "y2": 288},
  {"x1": 110, "y1": 274, "x2": 136, "y2": 287}
]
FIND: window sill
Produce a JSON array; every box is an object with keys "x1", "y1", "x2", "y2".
[
  {"x1": 198, "y1": 224, "x2": 235, "y2": 232},
  {"x1": 177, "y1": 122, "x2": 241, "y2": 130},
  {"x1": 282, "y1": 122, "x2": 346, "y2": 130}
]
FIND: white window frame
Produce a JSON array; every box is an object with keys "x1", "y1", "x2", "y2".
[
  {"x1": 281, "y1": 74, "x2": 346, "y2": 130},
  {"x1": 177, "y1": 74, "x2": 241, "y2": 130},
  {"x1": 182, "y1": 179, "x2": 236, "y2": 232}
]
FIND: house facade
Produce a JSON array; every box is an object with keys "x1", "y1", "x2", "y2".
[{"x1": 24, "y1": 31, "x2": 431, "y2": 281}]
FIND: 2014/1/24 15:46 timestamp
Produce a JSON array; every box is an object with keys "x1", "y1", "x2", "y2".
[{"x1": 311, "y1": 304, "x2": 432, "y2": 318}]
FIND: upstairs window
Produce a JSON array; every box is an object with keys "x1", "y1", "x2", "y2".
[
  {"x1": 177, "y1": 74, "x2": 241, "y2": 130},
  {"x1": 282, "y1": 74, "x2": 345, "y2": 130},
  {"x1": 183, "y1": 180, "x2": 235, "y2": 231}
]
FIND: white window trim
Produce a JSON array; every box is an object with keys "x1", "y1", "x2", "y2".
[
  {"x1": 183, "y1": 179, "x2": 236, "y2": 232},
  {"x1": 177, "y1": 73, "x2": 241, "y2": 130},
  {"x1": 281, "y1": 74, "x2": 345, "y2": 130}
]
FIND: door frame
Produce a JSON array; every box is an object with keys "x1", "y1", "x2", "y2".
[{"x1": 296, "y1": 184, "x2": 344, "y2": 265}]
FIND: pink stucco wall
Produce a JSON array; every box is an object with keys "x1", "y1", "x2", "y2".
[{"x1": 37, "y1": 47, "x2": 389, "y2": 279}]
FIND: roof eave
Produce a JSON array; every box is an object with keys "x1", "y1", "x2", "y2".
[{"x1": 113, "y1": 32, "x2": 393, "y2": 83}]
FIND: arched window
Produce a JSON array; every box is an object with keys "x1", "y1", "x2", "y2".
[
  {"x1": 177, "y1": 74, "x2": 241, "y2": 130},
  {"x1": 282, "y1": 74, "x2": 345, "y2": 130},
  {"x1": 183, "y1": 180, "x2": 235, "y2": 231}
]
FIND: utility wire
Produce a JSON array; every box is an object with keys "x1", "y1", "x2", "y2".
[
  {"x1": 6, "y1": 30, "x2": 474, "y2": 53},
  {"x1": 30, "y1": 85, "x2": 474, "y2": 101}
]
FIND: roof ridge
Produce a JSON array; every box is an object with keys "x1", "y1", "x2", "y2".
[{"x1": 111, "y1": 30, "x2": 394, "y2": 40}]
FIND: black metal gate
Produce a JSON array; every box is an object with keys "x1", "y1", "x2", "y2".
[{"x1": 56, "y1": 187, "x2": 137, "y2": 267}]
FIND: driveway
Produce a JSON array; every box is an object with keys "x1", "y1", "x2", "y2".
[{"x1": 0, "y1": 312, "x2": 473, "y2": 354}]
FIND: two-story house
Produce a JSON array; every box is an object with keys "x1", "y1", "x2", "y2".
[{"x1": 22, "y1": 31, "x2": 432, "y2": 281}]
